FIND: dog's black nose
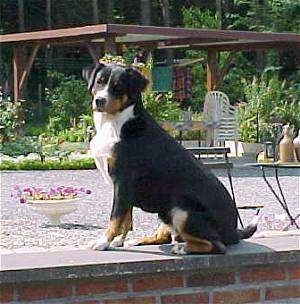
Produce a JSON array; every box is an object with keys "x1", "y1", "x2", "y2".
[{"x1": 95, "y1": 98, "x2": 106, "y2": 108}]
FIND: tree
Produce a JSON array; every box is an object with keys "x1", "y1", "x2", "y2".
[
  {"x1": 141, "y1": 0, "x2": 151, "y2": 25},
  {"x1": 17, "y1": 0, "x2": 25, "y2": 32},
  {"x1": 92, "y1": 0, "x2": 99, "y2": 24}
]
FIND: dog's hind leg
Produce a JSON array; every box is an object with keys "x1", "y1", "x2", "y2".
[
  {"x1": 125, "y1": 223, "x2": 172, "y2": 247},
  {"x1": 170, "y1": 207, "x2": 226, "y2": 255}
]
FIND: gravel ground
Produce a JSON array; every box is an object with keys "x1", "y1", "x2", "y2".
[{"x1": 0, "y1": 167, "x2": 299, "y2": 250}]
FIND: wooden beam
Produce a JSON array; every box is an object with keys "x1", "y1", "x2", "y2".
[
  {"x1": 18, "y1": 44, "x2": 40, "y2": 92},
  {"x1": 192, "y1": 41, "x2": 300, "y2": 52},
  {"x1": 206, "y1": 50, "x2": 217, "y2": 91}
]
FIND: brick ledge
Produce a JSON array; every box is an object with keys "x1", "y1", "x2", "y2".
[{"x1": 1, "y1": 235, "x2": 299, "y2": 284}]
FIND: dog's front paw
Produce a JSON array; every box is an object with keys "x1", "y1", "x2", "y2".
[
  {"x1": 110, "y1": 235, "x2": 124, "y2": 247},
  {"x1": 124, "y1": 238, "x2": 140, "y2": 248},
  {"x1": 87, "y1": 236, "x2": 110, "y2": 251},
  {"x1": 171, "y1": 243, "x2": 186, "y2": 255}
]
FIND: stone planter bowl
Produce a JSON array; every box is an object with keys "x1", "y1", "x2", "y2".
[{"x1": 26, "y1": 198, "x2": 80, "y2": 225}]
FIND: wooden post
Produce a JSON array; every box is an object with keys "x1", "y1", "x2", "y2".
[
  {"x1": 206, "y1": 50, "x2": 217, "y2": 91},
  {"x1": 85, "y1": 43, "x2": 100, "y2": 64},
  {"x1": 13, "y1": 44, "x2": 40, "y2": 101},
  {"x1": 13, "y1": 45, "x2": 23, "y2": 101},
  {"x1": 104, "y1": 35, "x2": 117, "y2": 54},
  {"x1": 18, "y1": 44, "x2": 40, "y2": 92}
]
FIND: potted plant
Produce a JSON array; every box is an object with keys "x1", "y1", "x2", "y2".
[{"x1": 12, "y1": 185, "x2": 91, "y2": 225}]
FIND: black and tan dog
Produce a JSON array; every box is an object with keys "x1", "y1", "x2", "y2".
[{"x1": 82, "y1": 63, "x2": 257, "y2": 254}]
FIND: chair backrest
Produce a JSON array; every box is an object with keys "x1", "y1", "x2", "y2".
[
  {"x1": 203, "y1": 91, "x2": 238, "y2": 142},
  {"x1": 203, "y1": 91, "x2": 231, "y2": 122}
]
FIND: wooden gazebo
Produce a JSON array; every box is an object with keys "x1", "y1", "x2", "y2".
[{"x1": 1, "y1": 23, "x2": 299, "y2": 101}]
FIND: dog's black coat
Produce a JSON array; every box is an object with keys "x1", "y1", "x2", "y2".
[
  {"x1": 83, "y1": 63, "x2": 256, "y2": 251},
  {"x1": 113, "y1": 109, "x2": 240, "y2": 244}
]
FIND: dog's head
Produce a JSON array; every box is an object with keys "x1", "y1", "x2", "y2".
[{"x1": 82, "y1": 63, "x2": 148, "y2": 114}]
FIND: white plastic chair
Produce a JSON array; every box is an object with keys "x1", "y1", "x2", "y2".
[{"x1": 203, "y1": 91, "x2": 238, "y2": 156}]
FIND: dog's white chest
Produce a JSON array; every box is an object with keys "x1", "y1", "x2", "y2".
[
  {"x1": 90, "y1": 121, "x2": 119, "y2": 184},
  {"x1": 90, "y1": 106, "x2": 135, "y2": 184}
]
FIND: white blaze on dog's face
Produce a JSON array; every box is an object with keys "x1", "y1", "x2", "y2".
[{"x1": 82, "y1": 63, "x2": 148, "y2": 115}]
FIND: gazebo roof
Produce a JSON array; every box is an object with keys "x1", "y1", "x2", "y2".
[
  {"x1": 1, "y1": 23, "x2": 300, "y2": 51},
  {"x1": 2, "y1": 23, "x2": 299, "y2": 101}
]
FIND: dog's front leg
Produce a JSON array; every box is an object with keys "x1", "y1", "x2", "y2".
[
  {"x1": 88, "y1": 183, "x2": 132, "y2": 250},
  {"x1": 109, "y1": 207, "x2": 133, "y2": 247}
]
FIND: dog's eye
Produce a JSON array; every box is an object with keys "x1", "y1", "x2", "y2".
[
  {"x1": 97, "y1": 77, "x2": 105, "y2": 84},
  {"x1": 114, "y1": 84, "x2": 123, "y2": 92}
]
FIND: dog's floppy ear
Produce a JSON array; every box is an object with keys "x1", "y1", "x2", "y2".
[
  {"x1": 82, "y1": 63, "x2": 105, "y2": 92},
  {"x1": 126, "y1": 67, "x2": 149, "y2": 92}
]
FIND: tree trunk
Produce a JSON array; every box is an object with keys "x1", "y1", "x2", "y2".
[
  {"x1": 160, "y1": 0, "x2": 170, "y2": 26},
  {"x1": 18, "y1": 0, "x2": 25, "y2": 32},
  {"x1": 46, "y1": 0, "x2": 51, "y2": 29},
  {"x1": 141, "y1": 0, "x2": 151, "y2": 25},
  {"x1": 92, "y1": 0, "x2": 99, "y2": 24},
  {"x1": 106, "y1": 0, "x2": 114, "y2": 23},
  {"x1": 159, "y1": 0, "x2": 173, "y2": 64},
  {"x1": 215, "y1": 0, "x2": 222, "y2": 28}
]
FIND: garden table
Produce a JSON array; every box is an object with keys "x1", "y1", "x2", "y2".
[
  {"x1": 247, "y1": 162, "x2": 300, "y2": 230},
  {"x1": 160, "y1": 120, "x2": 218, "y2": 145}
]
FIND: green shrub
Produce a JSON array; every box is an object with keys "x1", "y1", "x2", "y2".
[
  {"x1": 0, "y1": 136, "x2": 41, "y2": 156},
  {"x1": 45, "y1": 71, "x2": 90, "y2": 133},
  {"x1": 142, "y1": 92, "x2": 182, "y2": 121},
  {"x1": 0, "y1": 97, "x2": 24, "y2": 143},
  {"x1": 238, "y1": 74, "x2": 300, "y2": 142},
  {"x1": 0, "y1": 158, "x2": 96, "y2": 171},
  {"x1": 56, "y1": 114, "x2": 93, "y2": 142}
]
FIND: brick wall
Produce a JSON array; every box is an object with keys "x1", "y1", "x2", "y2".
[{"x1": 1, "y1": 264, "x2": 299, "y2": 304}]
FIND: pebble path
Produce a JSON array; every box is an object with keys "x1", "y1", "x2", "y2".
[{"x1": 1, "y1": 167, "x2": 299, "y2": 250}]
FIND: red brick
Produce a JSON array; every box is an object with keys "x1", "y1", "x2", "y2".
[
  {"x1": 213, "y1": 289, "x2": 260, "y2": 304},
  {"x1": 69, "y1": 301, "x2": 101, "y2": 304},
  {"x1": 239, "y1": 266, "x2": 285, "y2": 283},
  {"x1": 0, "y1": 284, "x2": 14, "y2": 303},
  {"x1": 131, "y1": 274, "x2": 183, "y2": 292},
  {"x1": 265, "y1": 285, "x2": 300, "y2": 300},
  {"x1": 75, "y1": 278, "x2": 127, "y2": 295},
  {"x1": 104, "y1": 296, "x2": 156, "y2": 304},
  {"x1": 17, "y1": 281, "x2": 72, "y2": 301},
  {"x1": 288, "y1": 266, "x2": 300, "y2": 279},
  {"x1": 68, "y1": 300, "x2": 103, "y2": 304},
  {"x1": 186, "y1": 272, "x2": 234, "y2": 287},
  {"x1": 161, "y1": 292, "x2": 209, "y2": 304}
]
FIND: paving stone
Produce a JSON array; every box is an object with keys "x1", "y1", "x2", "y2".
[{"x1": 0, "y1": 165, "x2": 299, "y2": 250}]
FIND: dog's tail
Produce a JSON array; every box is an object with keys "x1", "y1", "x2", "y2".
[{"x1": 237, "y1": 212, "x2": 260, "y2": 240}]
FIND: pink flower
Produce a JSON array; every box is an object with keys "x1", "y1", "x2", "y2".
[{"x1": 11, "y1": 185, "x2": 92, "y2": 203}]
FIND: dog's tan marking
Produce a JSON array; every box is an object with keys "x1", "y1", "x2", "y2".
[
  {"x1": 120, "y1": 208, "x2": 133, "y2": 239},
  {"x1": 105, "y1": 209, "x2": 132, "y2": 242},
  {"x1": 171, "y1": 208, "x2": 188, "y2": 234},
  {"x1": 105, "y1": 218, "x2": 121, "y2": 242},
  {"x1": 136, "y1": 223, "x2": 172, "y2": 245},
  {"x1": 106, "y1": 95, "x2": 129, "y2": 114},
  {"x1": 107, "y1": 155, "x2": 116, "y2": 174},
  {"x1": 180, "y1": 232, "x2": 214, "y2": 253}
]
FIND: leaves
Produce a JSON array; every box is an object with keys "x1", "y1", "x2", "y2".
[
  {"x1": 45, "y1": 72, "x2": 91, "y2": 133},
  {"x1": 238, "y1": 73, "x2": 300, "y2": 142}
]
